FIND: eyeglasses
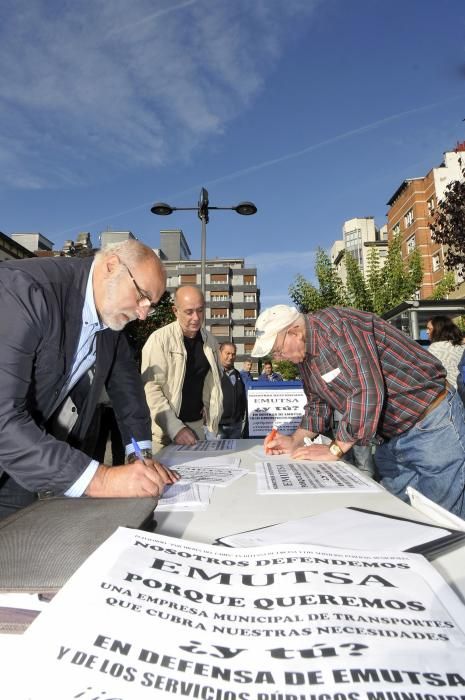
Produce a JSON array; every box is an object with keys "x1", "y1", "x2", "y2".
[
  {"x1": 272, "y1": 329, "x2": 288, "y2": 359},
  {"x1": 121, "y1": 262, "x2": 158, "y2": 317}
]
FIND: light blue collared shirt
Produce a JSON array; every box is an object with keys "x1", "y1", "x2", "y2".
[
  {"x1": 65, "y1": 264, "x2": 104, "y2": 496},
  {"x1": 64, "y1": 264, "x2": 151, "y2": 496}
]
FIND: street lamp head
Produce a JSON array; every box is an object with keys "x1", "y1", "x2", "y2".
[
  {"x1": 234, "y1": 201, "x2": 257, "y2": 216},
  {"x1": 151, "y1": 202, "x2": 174, "y2": 216}
]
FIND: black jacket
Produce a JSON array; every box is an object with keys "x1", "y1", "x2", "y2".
[
  {"x1": 0, "y1": 256, "x2": 151, "y2": 494},
  {"x1": 220, "y1": 369, "x2": 247, "y2": 426}
]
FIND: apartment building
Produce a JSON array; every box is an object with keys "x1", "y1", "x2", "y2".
[
  {"x1": 331, "y1": 217, "x2": 388, "y2": 283},
  {"x1": 386, "y1": 144, "x2": 465, "y2": 299},
  {"x1": 0, "y1": 231, "x2": 35, "y2": 261},
  {"x1": 159, "y1": 229, "x2": 260, "y2": 365}
]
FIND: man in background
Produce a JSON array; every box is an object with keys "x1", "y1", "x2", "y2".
[
  {"x1": 141, "y1": 286, "x2": 223, "y2": 452},
  {"x1": 0, "y1": 240, "x2": 177, "y2": 519},
  {"x1": 218, "y1": 342, "x2": 247, "y2": 439},
  {"x1": 261, "y1": 359, "x2": 283, "y2": 382},
  {"x1": 240, "y1": 358, "x2": 254, "y2": 384}
]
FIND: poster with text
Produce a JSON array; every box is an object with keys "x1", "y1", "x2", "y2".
[
  {"x1": 248, "y1": 385, "x2": 307, "y2": 436},
  {"x1": 8, "y1": 527, "x2": 465, "y2": 700}
]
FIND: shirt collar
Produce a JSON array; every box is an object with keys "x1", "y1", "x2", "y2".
[{"x1": 83, "y1": 262, "x2": 105, "y2": 330}]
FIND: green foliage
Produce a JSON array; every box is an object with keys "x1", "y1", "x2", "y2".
[
  {"x1": 366, "y1": 246, "x2": 385, "y2": 315},
  {"x1": 430, "y1": 164, "x2": 465, "y2": 274},
  {"x1": 344, "y1": 252, "x2": 373, "y2": 312},
  {"x1": 289, "y1": 236, "x2": 423, "y2": 317},
  {"x1": 289, "y1": 249, "x2": 347, "y2": 312},
  {"x1": 274, "y1": 359, "x2": 300, "y2": 380},
  {"x1": 429, "y1": 271, "x2": 456, "y2": 300},
  {"x1": 125, "y1": 291, "x2": 175, "y2": 361}
]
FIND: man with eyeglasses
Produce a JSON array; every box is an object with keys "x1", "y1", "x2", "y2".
[
  {"x1": 0, "y1": 240, "x2": 178, "y2": 519},
  {"x1": 141, "y1": 285, "x2": 223, "y2": 452},
  {"x1": 252, "y1": 304, "x2": 465, "y2": 518}
]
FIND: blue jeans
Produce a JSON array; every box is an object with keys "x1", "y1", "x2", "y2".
[{"x1": 375, "y1": 389, "x2": 465, "y2": 518}]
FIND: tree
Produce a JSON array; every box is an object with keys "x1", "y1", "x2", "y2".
[
  {"x1": 289, "y1": 248, "x2": 347, "y2": 312},
  {"x1": 430, "y1": 164, "x2": 465, "y2": 274},
  {"x1": 125, "y1": 291, "x2": 175, "y2": 362},
  {"x1": 289, "y1": 235, "x2": 423, "y2": 318},
  {"x1": 344, "y1": 251, "x2": 373, "y2": 312},
  {"x1": 274, "y1": 359, "x2": 300, "y2": 380},
  {"x1": 374, "y1": 234, "x2": 423, "y2": 314},
  {"x1": 429, "y1": 271, "x2": 456, "y2": 300}
]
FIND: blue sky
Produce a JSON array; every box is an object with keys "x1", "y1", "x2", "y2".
[{"x1": 1, "y1": 0, "x2": 464, "y2": 307}]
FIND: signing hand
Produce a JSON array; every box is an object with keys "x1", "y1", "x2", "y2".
[
  {"x1": 263, "y1": 429, "x2": 294, "y2": 455},
  {"x1": 86, "y1": 459, "x2": 179, "y2": 499}
]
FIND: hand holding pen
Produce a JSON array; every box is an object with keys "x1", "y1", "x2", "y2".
[
  {"x1": 130, "y1": 437, "x2": 178, "y2": 480},
  {"x1": 264, "y1": 427, "x2": 295, "y2": 455}
]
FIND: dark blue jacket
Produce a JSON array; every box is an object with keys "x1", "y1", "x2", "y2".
[{"x1": 0, "y1": 256, "x2": 151, "y2": 494}]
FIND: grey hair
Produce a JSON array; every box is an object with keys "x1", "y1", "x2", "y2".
[{"x1": 95, "y1": 239, "x2": 158, "y2": 268}]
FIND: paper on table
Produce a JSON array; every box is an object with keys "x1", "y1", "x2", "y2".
[
  {"x1": 407, "y1": 487, "x2": 465, "y2": 531},
  {"x1": 162, "y1": 455, "x2": 241, "y2": 468},
  {"x1": 156, "y1": 482, "x2": 212, "y2": 511},
  {"x1": 256, "y1": 460, "x2": 382, "y2": 493},
  {"x1": 249, "y1": 434, "x2": 331, "y2": 460},
  {"x1": 175, "y1": 464, "x2": 249, "y2": 486},
  {"x1": 172, "y1": 439, "x2": 236, "y2": 451},
  {"x1": 217, "y1": 507, "x2": 451, "y2": 550}
]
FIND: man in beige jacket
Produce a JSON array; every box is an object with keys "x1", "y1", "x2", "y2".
[{"x1": 141, "y1": 286, "x2": 223, "y2": 453}]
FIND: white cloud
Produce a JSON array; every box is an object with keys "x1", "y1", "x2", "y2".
[{"x1": 0, "y1": 0, "x2": 318, "y2": 189}]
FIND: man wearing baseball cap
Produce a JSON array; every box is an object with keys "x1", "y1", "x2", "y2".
[{"x1": 251, "y1": 304, "x2": 465, "y2": 518}]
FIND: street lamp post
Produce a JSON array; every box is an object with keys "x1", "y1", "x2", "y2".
[{"x1": 151, "y1": 187, "x2": 257, "y2": 297}]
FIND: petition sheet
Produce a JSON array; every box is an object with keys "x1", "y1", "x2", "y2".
[
  {"x1": 172, "y1": 439, "x2": 237, "y2": 451},
  {"x1": 256, "y1": 460, "x2": 382, "y2": 493},
  {"x1": 11, "y1": 527, "x2": 465, "y2": 700}
]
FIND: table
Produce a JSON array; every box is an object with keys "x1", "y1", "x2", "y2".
[{"x1": 155, "y1": 439, "x2": 465, "y2": 604}]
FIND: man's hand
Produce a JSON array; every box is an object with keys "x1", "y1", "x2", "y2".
[
  {"x1": 85, "y1": 458, "x2": 179, "y2": 498},
  {"x1": 263, "y1": 430, "x2": 295, "y2": 455},
  {"x1": 292, "y1": 440, "x2": 353, "y2": 461},
  {"x1": 174, "y1": 426, "x2": 198, "y2": 445}
]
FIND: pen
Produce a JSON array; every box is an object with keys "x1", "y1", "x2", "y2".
[
  {"x1": 131, "y1": 437, "x2": 144, "y2": 462},
  {"x1": 265, "y1": 427, "x2": 277, "y2": 455}
]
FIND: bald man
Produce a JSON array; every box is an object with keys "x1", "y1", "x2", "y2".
[
  {"x1": 0, "y1": 240, "x2": 177, "y2": 519},
  {"x1": 141, "y1": 285, "x2": 223, "y2": 452}
]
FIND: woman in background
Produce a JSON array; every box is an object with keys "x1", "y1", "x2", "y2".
[{"x1": 426, "y1": 315, "x2": 465, "y2": 388}]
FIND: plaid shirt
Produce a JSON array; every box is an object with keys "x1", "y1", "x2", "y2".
[{"x1": 299, "y1": 307, "x2": 446, "y2": 444}]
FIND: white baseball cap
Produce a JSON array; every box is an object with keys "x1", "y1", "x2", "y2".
[{"x1": 251, "y1": 305, "x2": 301, "y2": 357}]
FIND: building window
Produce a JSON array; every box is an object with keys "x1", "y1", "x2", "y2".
[
  {"x1": 406, "y1": 235, "x2": 416, "y2": 254},
  {"x1": 244, "y1": 275, "x2": 255, "y2": 285},
  {"x1": 211, "y1": 308, "x2": 228, "y2": 318},
  {"x1": 244, "y1": 342, "x2": 255, "y2": 353},
  {"x1": 244, "y1": 328, "x2": 255, "y2": 337},
  {"x1": 427, "y1": 197, "x2": 435, "y2": 215},
  {"x1": 210, "y1": 292, "x2": 229, "y2": 302},
  {"x1": 404, "y1": 209, "x2": 414, "y2": 227},
  {"x1": 413, "y1": 289, "x2": 420, "y2": 301},
  {"x1": 392, "y1": 222, "x2": 401, "y2": 236},
  {"x1": 244, "y1": 309, "x2": 256, "y2": 319},
  {"x1": 181, "y1": 274, "x2": 197, "y2": 284},
  {"x1": 211, "y1": 274, "x2": 228, "y2": 284},
  {"x1": 244, "y1": 293, "x2": 256, "y2": 303},
  {"x1": 211, "y1": 325, "x2": 226, "y2": 336},
  {"x1": 432, "y1": 253, "x2": 441, "y2": 272}
]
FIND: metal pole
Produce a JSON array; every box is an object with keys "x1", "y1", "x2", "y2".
[{"x1": 200, "y1": 213, "x2": 207, "y2": 299}]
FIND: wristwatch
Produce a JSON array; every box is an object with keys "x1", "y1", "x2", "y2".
[
  {"x1": 128, "y1": 449, "x2": 153, "y2": 463},
  {"x1": 329, "y1": 441, "x2": 344, "y2": 459}
]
